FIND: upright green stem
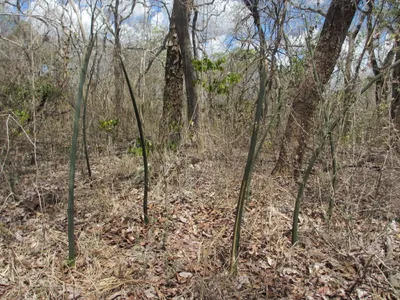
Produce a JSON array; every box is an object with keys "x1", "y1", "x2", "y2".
[
  {"x1": 230, "y1": 62, "x2": 267, "y2": 275},
  {"x1": 246, "y1": 84, "x2": 284, "y2": 204},
  {"x1": 327, "y1": 130, "x2": 337, "y2": 222},
  {"x1": 67, "y1": 38, "x2": 95, "y2": 266},
  {"x1": 292, "y1": 145, "x2": 322, "y2": 244},
  {"x1": 82, "y1": 61, "x2": 95, "y2": 183},
  {"x1": 120, "y1": 57, "x2": 149, "y2": 224}
]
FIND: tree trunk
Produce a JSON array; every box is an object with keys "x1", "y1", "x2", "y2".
[
  {"x1": 160, "y1": 1, "x2": 184, "y2": 149},
  {"x1": 243, "y1": 0, "x2": 269, "y2": 115},
  {"x1": 59, "y1": 27, "x2": 72, "y2": 89},
  {"x1": 366, "y1": 2, "x2": 396, "y2": 106},
  {"x1": 191, "y1": 8, "x2": 199, "y2": 60},
  {"x1": 113, "y1": 0, "x2": 124, "y2": 130},
  {"x1": 367, "y1": 25, "x2": 386, "y2": 106},
  {"x1": 273, "y1": 0, "x2": 359, "y2": 177},
  {"x1": 114, "y1": 39, "x2": 123, "y2": 119},
  {"x1": 175, "y1": 0, "x2": 199, "y2": 129},
  {"x1": 343, "y1": 10, "x2": 368, "y2": 134},
  {"x1": 391, "y1": 38, "x2": 400, "y2": 128}
]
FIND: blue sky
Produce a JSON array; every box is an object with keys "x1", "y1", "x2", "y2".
[
  {"x1": 3, "y1": 0, "x2": 327, "y2": 51},
  {"x1": 3, "y1": 0, "x2": 394, "y2": 75}
]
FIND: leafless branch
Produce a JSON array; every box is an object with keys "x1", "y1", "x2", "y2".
[{"x1": 289, "y1": 0, "x2": 326, "y2": 17}]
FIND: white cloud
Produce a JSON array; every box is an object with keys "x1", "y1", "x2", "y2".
[
  {"x1": 197, "y1": 0, "x2": 246, "y2": 38},
  {"x1": 291, "y1": 0, "x2": 329, "y2": 8},
  {"x1": 193, "y1": 0, "x2": 248, "y2": 55},
  {"x1": 29, "y1": 0, "x2": 72, "y2": 34},
  {"x1": 27, "y1": 0, "x2": 105, "y2": 39},
  {"x1": 132, "y1": 0, "x2": 150, "y2": 20},
  {"x1": 150, "y1": 11, "x2": 167, "y2": 29},
  {"x1": 204, "y1": 34, "x2": 228, "y2": 54}
]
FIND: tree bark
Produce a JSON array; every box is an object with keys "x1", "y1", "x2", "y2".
[
  {"x1": 243, "y1": 0, "x2": 269, "y2": 115},
  {"x1": 343, "y1": 10, "x2": 368, "y2": 134},
  {"x1": 191, "y1": 8, "x2": 199, "y2": 60},
  {"x1": 175, "y1": 0, "x2": 199, "y2": 129},
  {"x1": 160, "y1": 0, "x2": 184, "y2": 149},
  {"x1": 113, "y1": 0, "x2": 124, "y2": 127},
  {"x1": 366, "y1": 1, "x2": 396, "y2": 106},
  {"x1": 273, "y1": 0, "x2": 359, "y2": 177},
  {"x1": 391, "y1": 37, "x2": 400, "y2": 127},
  {"x1": 114, "y1": 38, "x2": 123, "y2": 118}
]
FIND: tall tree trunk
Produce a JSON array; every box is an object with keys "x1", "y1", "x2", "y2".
[
  {"x1": 113, "y1": 0, "x2": 124, "y2": 129},
  {"x1": 175, "y1": 0, "x2": 199, "y2": 129},
  {"x1": 343, "y1": 10, "x2": 368, "y2": 134},
  {"x1": 367, "y1": 8, "x2": 386, "y2": 106},
  {"x1": 160, "y1": 1, "x2": 184, "y2": 149},
  {"x1": 60, "y1": 30, "x2": 72, "y2": 89},
  {"x1": 391, "y1": 37, "x2": 400, "y2": 128},
  {"x1": 273, "y1": 0, "x2": 359, "y2": 177},
  {"x1": 243, "y1": 0, "x2": 268, "y2": 114},
  {"x1": 366, "y1": 1, "x2": 395, "y2": 106},
  {"x1": 191, "y1": 7, "x2": 199, "y2": 60},
  {"x1": 114, "y1": 38, "x2": 123, "y2": 119}
]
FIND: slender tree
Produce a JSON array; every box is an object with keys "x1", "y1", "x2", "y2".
[
  {"x1": 391, "y1": 35, "x2": 400, "y2": 126},
  {"x1": 342, "y1": 7, "x2": 369, "y2": 134},
  {"x1": 174, "y1": 0, "x2": 199, "y2": 128},
  {"x1": 366, "y1": 1, "x2": 396, "y2": 106},
  {"x1": 107, "y1": 0, "x2": 137, "y2": 134},
  {"x1": 113, "y1": 0, "x2": 124, "y2": 125}
]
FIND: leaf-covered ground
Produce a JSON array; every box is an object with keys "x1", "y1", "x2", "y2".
[{"x1": 0, "y1": 149, "x2": 399, "y2": 299}]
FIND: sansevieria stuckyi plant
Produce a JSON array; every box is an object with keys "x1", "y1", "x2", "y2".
[
  {"x1": 67, "y1": 37, "x2": 95, "y2": 267},
  {"x1": 120, "y1": 56, "x2": 150, "y2": 224},
  {"x1": 230, "y1": 61, "x2": 267, "y2": 275},
  {"x1": 82, "y1": 58, "x2": 96, "y2": 184}
]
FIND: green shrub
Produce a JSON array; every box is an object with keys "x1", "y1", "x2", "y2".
[
  {"x1": 99, "y1": 118, "x2": 119, "y2": 133},
  {"x1": 127, "y1": 137, "x2": 154, "y2": 156}
]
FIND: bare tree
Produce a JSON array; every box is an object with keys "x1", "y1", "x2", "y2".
[
  {"x1": 342, "y1": 6, "x2": 370, "y2": 134},
  {"x1": 175, "y1": 0, "x2": 199, "y2": 129},
  {"x1": 107, "y1": 0, "x2": 137, "y2": 129}
]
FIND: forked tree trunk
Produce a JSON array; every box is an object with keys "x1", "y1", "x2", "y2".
[
  {"x1": 160, "y1": 0, "x2": 184, "y2": 148},
  {"x1": 175, "y1": 0, "x2": 199, "y2": 129},
  {"x1": 273, "y1": 0, "x2": 359, "y2": 177}
]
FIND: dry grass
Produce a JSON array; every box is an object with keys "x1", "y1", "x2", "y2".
[{"x1": 0, "y1": 135, "x2": 399, "y2": 299}]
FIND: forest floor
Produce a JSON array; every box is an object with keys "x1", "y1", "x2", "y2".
[{"x1": 0, "y1": 147, "x2": 399, "y2": 299}]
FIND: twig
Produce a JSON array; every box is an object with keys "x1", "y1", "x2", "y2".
[{"x1": 347, "y1": 255, "x2": 374, "y2": 296}]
